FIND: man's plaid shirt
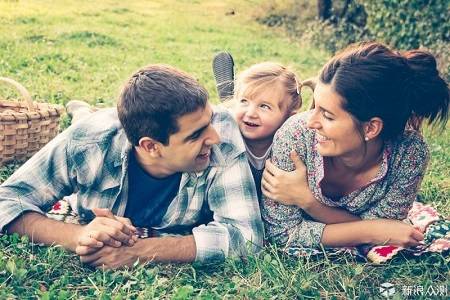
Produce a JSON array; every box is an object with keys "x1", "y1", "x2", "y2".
[{"x1": 0, "y1": 107, "x2": 264, "y2": 263}]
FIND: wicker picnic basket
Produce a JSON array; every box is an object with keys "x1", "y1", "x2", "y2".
[{"x1": 0, "y1": 77, "x2": 65, "y2": 165}]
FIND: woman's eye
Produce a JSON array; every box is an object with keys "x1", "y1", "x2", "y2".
[{"x1": 323, "y1": 111, "x2": 333, "y2": 120}]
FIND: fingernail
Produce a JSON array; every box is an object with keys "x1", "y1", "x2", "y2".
[
  {"x1": 115, "y1": 241, "x2": 121, "y2": 247},
  {"x1": 128, "y1": 239, "x2": 135, "y2": 246}
]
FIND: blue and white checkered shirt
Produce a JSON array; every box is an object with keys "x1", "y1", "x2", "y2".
[{"x1": 0, "y1": 107, "x2": 264, "y2": 263}]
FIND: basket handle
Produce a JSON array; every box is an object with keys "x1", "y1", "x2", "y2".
[{"x1": 0, "y1": 77, "x2": 35, "y2": 112}]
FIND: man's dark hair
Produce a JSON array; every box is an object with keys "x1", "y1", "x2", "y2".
[{"x1": 117, "y1": 64, "x2": 208, "y2": 145}]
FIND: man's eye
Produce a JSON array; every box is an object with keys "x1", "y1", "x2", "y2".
[
  {"x1": 190, "y1": 131, "x2": 202, "y2": 140},
  {"x1": 193, "y1": 132, "x2": 201, "y2": 139}
]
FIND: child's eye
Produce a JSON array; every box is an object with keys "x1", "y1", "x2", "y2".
[
  {"x1": 239, "y1": 99, "x2": 248, "y2": 104},
  {"x1": 260, "y1": 104, "x2": 271, "y2": 110}
]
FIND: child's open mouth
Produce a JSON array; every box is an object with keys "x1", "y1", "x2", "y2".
[{"x1": 243, "y1": 121, "x2": 259, "y2": 127}]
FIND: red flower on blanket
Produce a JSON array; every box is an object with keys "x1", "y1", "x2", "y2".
[
  {"x1": 52, "y1": 202, "x2": 61, "y2": 211},
  {"x1": 373, "y1": 245, "x2": 400, "y2": 257},
  {"x1": 48, "y1": 200, "x2": 69, "y2": 215}
]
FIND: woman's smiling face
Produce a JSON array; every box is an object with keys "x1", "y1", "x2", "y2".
[{"x1": 307, "y1": 82, "x2": 365, "y2": 157}]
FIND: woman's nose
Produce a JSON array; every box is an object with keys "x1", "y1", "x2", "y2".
[{"x1": 307, "y1": 110, "x2": 320, "y2": 129}]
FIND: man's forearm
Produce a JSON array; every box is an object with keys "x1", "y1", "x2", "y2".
[
  {"x1": 133, "y1": 235, "x2": 196, "y2": 263},
  {"x1": 80, "y1": 235, "x2": 197, "y2": 268},
  {"x1": 6, "y1": 212, "x2": 81, "y2": 252}
]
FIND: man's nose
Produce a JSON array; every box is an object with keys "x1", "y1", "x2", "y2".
[{"x1": 205, "y1": 125, "x2": 220, "y2": 145}]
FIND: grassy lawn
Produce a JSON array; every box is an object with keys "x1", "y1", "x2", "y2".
[{"x1": 0, "y1": 0, "x2": 448, "y2": 298}]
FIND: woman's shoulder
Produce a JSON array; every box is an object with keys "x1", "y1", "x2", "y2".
[
  {"x1": 387, "y1": 130, "x2": 430, "y2": 171},
  {"x1": 392, "y1": 130, "x2": 429, "y2": 158}
]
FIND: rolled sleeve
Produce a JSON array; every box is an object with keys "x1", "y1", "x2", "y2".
[
  {"x1": 194, "y1": 152, "x2": 264, "y2": 263},
  {"x1": 192, "y1": 223, "x2": 229, "y2": 262},
  {"x1": 0, "y1": 130, "x2": 75, "y2": 231},
  {"x1": 0, "y1": 194, "x2": 46, "y2": 232},
  {"x1": 286, "y1": 219, "x2": 326, "y2": 248}
]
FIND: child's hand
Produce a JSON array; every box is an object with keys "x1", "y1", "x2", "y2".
[{"x1": 262, "y1": 150, "x2": 315, "y2": 209}]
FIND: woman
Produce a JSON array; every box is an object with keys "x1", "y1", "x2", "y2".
[{"x1": 261, "y1": 42, "x2": 449, "y2": 250}]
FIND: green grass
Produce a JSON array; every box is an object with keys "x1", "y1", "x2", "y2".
[{"x1": 0, "y1": 0, "x2": 449, "y2": 299}]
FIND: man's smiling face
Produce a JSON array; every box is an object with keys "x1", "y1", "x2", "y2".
[{"x1": 158, "y1": 104, "x2": 220, "y2": 173}]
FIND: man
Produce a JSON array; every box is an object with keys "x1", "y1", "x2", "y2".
[{"x1": 0, "y1": 64, "x2": 263, "y2": 268}]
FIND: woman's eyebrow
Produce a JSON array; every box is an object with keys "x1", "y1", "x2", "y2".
[{"x1": 318, "y1": 105, "x2": 336, "y2": 116}]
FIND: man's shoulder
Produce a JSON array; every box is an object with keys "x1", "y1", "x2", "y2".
[
  {"x1": 65, "y1": 108, "x2": 128, "y2": 172},
  {"x1": 211, "y1": 106, "x2": 246, "y2": 160},
  {"x1": 68, "y1": 108, "x2": 123, "y2": 144}
]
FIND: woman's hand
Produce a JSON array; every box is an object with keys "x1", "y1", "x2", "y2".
[
  {"x1": 369, "y1": 219, "x2": 424, "y2": 248},
  {"x1": 262, "y1": 150, "x2": 315, "y2": 209}
]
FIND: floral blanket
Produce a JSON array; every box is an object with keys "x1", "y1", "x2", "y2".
[
  {"x1": 284, "y1": 202, "x2": 449, "y2": 263},
  {"x1": 3, "y1": 200, "x2": 447, "y2": 263}
]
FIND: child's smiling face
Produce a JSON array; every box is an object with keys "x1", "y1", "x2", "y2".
[{"x1": 234, "y1": 83, "x2": 293, "y2": 143}]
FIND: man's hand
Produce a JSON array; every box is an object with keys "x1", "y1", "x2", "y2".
[
  {"x1": 80, "y1": 243, "x2": 142, "y2": 269},
  {"x1": 262, "y1": 150, "x2": 315, "y2": 208},
  {"x1": 75, "y1": 208, "x2": 137, "y2": 256},
  {"x1": 80, "y1": 235, "x2": 196, "y2": 269}
]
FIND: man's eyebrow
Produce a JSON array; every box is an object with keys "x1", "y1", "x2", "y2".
[{"x1": 183, "y1": 112, "x2": 214, "y2": 142}]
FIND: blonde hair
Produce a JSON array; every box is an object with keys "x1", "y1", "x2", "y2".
[{"x1": 232, "y1": 62, "x2": 302, "y2": 112}]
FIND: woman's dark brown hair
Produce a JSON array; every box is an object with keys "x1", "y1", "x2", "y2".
[{"x1": 319, "y1": 42, "x2": 449, "y2": 140}]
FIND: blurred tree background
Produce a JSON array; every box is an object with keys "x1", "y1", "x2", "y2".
[{"x1": 255, "y1": 0, "x2": 449, "y2": 80}]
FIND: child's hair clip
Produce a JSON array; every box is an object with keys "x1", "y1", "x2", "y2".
[{"x1": 294, "y1": 76, "x2": 300, "y2": 95}]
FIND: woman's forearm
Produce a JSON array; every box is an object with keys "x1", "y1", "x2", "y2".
[
  {"x1": 320, "y1": 220, "x2": 373, "y2": 247},
  {"x1": 320, "y1": 219, "x2": 424, "y2": 248},
  {"x1": 300, "y1": 192, "x2": 361, "y2": 224}
]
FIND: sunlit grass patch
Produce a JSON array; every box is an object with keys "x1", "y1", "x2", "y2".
[{"x1": 58, "y1": 31, "x2": 120, "y2": 48}]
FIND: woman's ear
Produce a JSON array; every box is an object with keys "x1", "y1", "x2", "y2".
[
  {"x1": 138, "y1": 137, "x2": 161, "y2": 158},
  {"x1": 364, "y1": 117, "x2": 383, "y2": 141}
]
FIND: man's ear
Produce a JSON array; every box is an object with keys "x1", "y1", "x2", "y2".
[
  {"x1": 363, "y1": 117, "x2": 383, "y2": 141},
  {"x1": 138, "y1": 137, "x2": 162, "y2": 157}
]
